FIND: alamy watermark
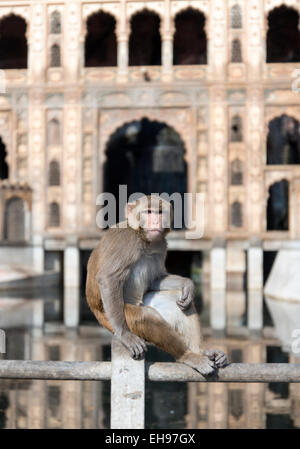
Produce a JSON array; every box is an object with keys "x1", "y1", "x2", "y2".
[
  {"x1": 96, "y1": 186, "x2": 205, "y2": 239},
  {"x1": 0, "y1": 329, "x2": 5, "y2": 354},
  {"x1": 291, "y1": 329, "x2": 300, "y2": 355}
]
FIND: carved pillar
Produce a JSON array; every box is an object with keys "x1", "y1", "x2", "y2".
[
  {"x1": 247, "y1": 88, "x2": 264, "y2": 235},
  {"x1": 64, "y1": 2, "x2": 81, "y2": 82},
  {"x1": 63, "y1": 91, "x2": 81, "y2": 232},
  {"x1": 117, "y1": 0, "x2": 128, "y2": 82},
  {"x1": 208, "y1": 0, "x2": 227, "y2": 81},
  {"x1": 29, "y1": 3, "x2": 46, "y2": 82},
  {"x1": 161, "y1": 0, "x2": 173, "y2": 82},
  {"x1": 246, "y1": 0, "x2": 264, "y2": 80},
  {"x1": 28, "y1": 90, "x2": 46, "y2": 239},
  {"x1": 209, "y1": 87, "x2": 228, "y2": 234}
]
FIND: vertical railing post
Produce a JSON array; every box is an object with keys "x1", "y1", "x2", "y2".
[{"x1": 110, "y1": 337, "x2": 145, "y2": 429}]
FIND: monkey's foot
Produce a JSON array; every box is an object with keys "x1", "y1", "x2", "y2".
[
  {"x1": 117, "y1": 331, "x2": 148, "y2": 360},
  {"x1": 204, "y1": 349, "x2": 228, "y2": 368},
  {"x1": 178, "y1": 352, "x2": 216, "y2": 376}
]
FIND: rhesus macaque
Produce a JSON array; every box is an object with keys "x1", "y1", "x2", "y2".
[{"x1": 86, "y1": 195, "x2": 228, "y2": 375}]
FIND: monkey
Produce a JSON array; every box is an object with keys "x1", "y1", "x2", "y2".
[{"x1": 86, "y1": 195, "x2": 228, "y2": 375}]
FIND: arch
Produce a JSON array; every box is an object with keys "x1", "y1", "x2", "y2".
[
  {"x1": 84, "y1": 11, "x2": 117, "y2": 67},
  {"x1": 0, "y1": 14, "x2": 27, "y2": 69},
  {"x1": 231, "y1": 201, "x2": 243, "y2": 228},
  {"x1": 103, "y1": 118, "x2": 187, "y2": 226},
  {"x1": 0, "y1": 137, "x2": 8, "y2": 180},
  {"x1": 50, "y1": 11, "x2": 61, "y2": 34},
  {"x1": 230, "y1": 4, "x2": 242, "y2": 29},
  {"x1": 50, "y1": 44, "x2": 61, "y2": 67},
  {"x1": 231, "y1": 39, "x2": 242, "y2": 63},
  {"x1": 129, "y1": 10, "x2": 161, "y2": 66},
  {"x1": 267, "y1": 115, "x2": 300, "y2": 165},
  {"x1": 230, "y1": 159, "x2": 243, "y2": 185},
  {"x1": 4, "y1": 196, "x2": 26, "y2": 241},
  {"x1": 47, "y1": 118, "x2": 62, "y2": 146},
  {"x1": 230, "y1": 115, "x2": 243, "y2": 142},
  {"x1": 173, "y1": 8, "x2": 207, "y2": 65},
  {"x1": 49, "y1": 160, "x2": 60, "y2": 186},
  {"x1": 267, "y1": 179, "x2": 289, "y2": 231},
  {"x1": 49, "y1": 202, "x2": 60, "y2": 227},
  {"x1": 267, "y1": 6, "x2": 300, "y2": 63}
]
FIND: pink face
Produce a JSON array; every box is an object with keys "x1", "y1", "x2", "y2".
[{"x1": 140, "y1": 210, "x2": 164, "y2": 241}]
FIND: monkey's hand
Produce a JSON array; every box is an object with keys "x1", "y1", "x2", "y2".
[
  {"x1": 177, "y1": 279, "x2": 195, "y2": 311},
  {"x1": 117, "y1": 330, "x2": 148, "y2": 360},
  {"x1": 204, "y1": 349, "x2": 228, "y2": 368}
]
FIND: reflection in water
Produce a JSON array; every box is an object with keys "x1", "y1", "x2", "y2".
[{"x1": 0, "y1": 288, "x2": 300, "y2": 429}]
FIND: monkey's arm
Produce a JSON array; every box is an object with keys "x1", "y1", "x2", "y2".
[
  {"x1": 96, "y1": 229, "x2": 147, "y2": 359},
  {"x1": 150, "y1": 274, "x2": 195, "y2": 310}
]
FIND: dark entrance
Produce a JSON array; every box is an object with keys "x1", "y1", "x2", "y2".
[
  {"x1": 267, "y1": 180, "x2": 289, "y2": 231},
  {"x1": 103, "y1": 118, "x2": 187, "y2": 225}
]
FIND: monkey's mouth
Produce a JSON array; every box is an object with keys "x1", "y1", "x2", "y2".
[{"x1": 147, "y1": 229, "x2": 163, "y2": 237}]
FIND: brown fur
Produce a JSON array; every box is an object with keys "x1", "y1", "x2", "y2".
[{"x1": 85, "y1": 196, "x2": 227, "y2": 375}]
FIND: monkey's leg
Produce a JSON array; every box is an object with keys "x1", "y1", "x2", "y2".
[
  {"x1": 123, "y1": 303, "x2": 215, "y2": 375},
  {"x1": 143, "y1": 290, "x2": 202, "y2": 354}
]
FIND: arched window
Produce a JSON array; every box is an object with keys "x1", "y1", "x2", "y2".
[
  {"x1": 230, "y1": 159, "x2": 243, "y2": 185},
  {"x1": 50, "y1": 11, "x2": 61, "y2": 34},
  {"x1": 84, "y1": 11, "x2": 117, "y2": 67},
  {"x1": 231, "y1": 4, "x2": 242, "y2": 29},
  {"x1": 129, "y1": 10, "x2": 161, "y2": 66},
  {"x1": 230, "y1": 115, "x2": 243, "y2": 142},
  {"x1": 49, "y1": 202, "x2": 60, "y2": 227},
  {"x1": 173, "y1": 8, "x2": 207, "y2": 65},
  {"x1": 267, "y1": 115, "x2": 300, "y2": 165},
  {"x1": 4, "y1": 197, "x2": 25, "y2": 241},
  {"x1": 0, "y1": 137, "x2": 8, "y2": 180},
  {"x1": 231, "y1": 39, "x2": 242, "y2": 63},
  {"x1": 49, "y1": 160, "x2": 60, "y2": 186},
  {"x1": 267, "y1": 180, "x2": 289, "y2": 231},
  {"x1": 47, "y1": 118, "x2": 62, "y2": 146},
  {"x1": 0, "y1": 14, "x2": 27, "y2": 69},
  {"x1": 50, "y1": 44, "x2": 61, "y2": 67},
  {"x1": 104, "y1": 118, "x2": 187, "y2": 227},
  {"x1": 267, "y1": 6, "x2": 300, "y2": 63},
  {"x1": 231, "y1": 201, "x2": 243, "y2": 228}
]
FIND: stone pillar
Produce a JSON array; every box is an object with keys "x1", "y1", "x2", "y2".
[
  {"x1": 117, "y1": 37, "x2": 129, "y2": 81},
  {"x1": 210, "y1": 239, "x2": 227, "y2": 331},
  {"x1": 246, "y1": 0, "x2": 264, "y2": 80},
  {"x1": 226, "y1": 248, "x2": 246, "y2": 328},
  {"x1": 208, "y1": 0, "x2": 227, "y2": 81},
  {"x1": 117, "y1": 0, "x2": 128, "y2": 83},
  {"x1": 32, "y1": 235, "x2": 44, "y2": 272},
  {"x1": 64, "y1": 287, "x2": 80, "y2": 328},
  {"x1": 162, "y1": 37, "x2": 173, "y2": 81},
  {"x1": 247, "y1": 239, "x2": 263, "y2": 331},
  {"x1": 29, "y1": 2, "x2": 46, "y2": 82},
  {"x1": 27, "y1": 329, "x2": 46, "y2": 429},
  {"x1": 111, "y1": 337, "x2": 145, "y2": 429},
  {"x1": 161, "y1": 0, "x2": 173, "y2": 82},
  {"x1": 64, "y1": 243, "x2": 80, "y2": 288},
  {"x1": 64, "y1": 2, "x2": 81, "y2": 82}
]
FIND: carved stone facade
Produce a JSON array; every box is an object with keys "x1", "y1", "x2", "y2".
[{"x1": 0, "y1": 0, "x2": 299, "y2": 252}]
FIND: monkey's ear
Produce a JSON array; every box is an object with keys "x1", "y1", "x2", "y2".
[{"x1": 126, "y1": 202, "x2": 140, "y2": 230}]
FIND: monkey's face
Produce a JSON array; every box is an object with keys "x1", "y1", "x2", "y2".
[
  {"x1": 126, "y1": 196, "x2": 172, "y2": 242},
  {"x1": 140, "y1": 209, "x2": 165, "y2": 241}
]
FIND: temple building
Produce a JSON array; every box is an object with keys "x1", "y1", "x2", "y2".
[{"x1": 0, "y1": 0, "x2": 300, "y2": 331}]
